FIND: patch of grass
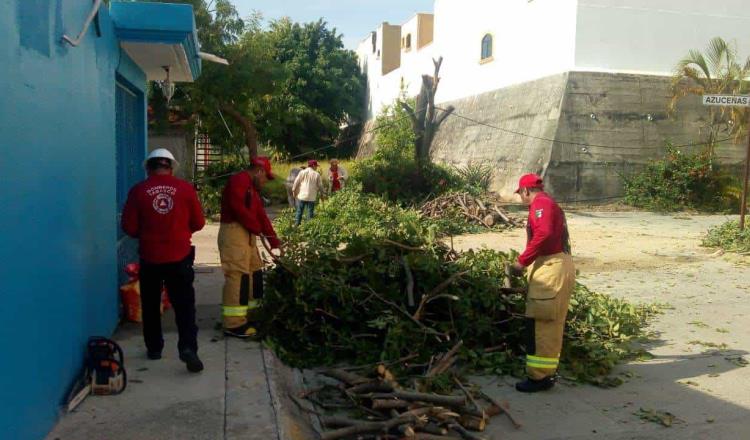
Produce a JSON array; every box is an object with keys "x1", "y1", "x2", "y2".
[{"x1": 702, "y1": 220, "x2": 750, "y2": 253}]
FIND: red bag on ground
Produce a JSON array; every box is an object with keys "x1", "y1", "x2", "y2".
[{"x1": 120, "y1": 263, "x2": 171, "y2": 323}]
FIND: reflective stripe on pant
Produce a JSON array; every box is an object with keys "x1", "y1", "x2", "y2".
[
  {"x1": 218, "y1": 222, "x2": 264, "y2": 328},
  {"x1": 525, "y1": 252, "x2": 575, "y2": 380}
]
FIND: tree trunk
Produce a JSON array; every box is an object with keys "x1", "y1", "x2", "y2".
[
  {"x1": 399, "y1": 57, "x2": 455, "y2": 177},
  {"x1": 221, "y1": 104, "x2": 258, "y2": 159}
]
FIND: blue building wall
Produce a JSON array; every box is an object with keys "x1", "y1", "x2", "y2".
[{"x1": 0, "y1": 2, "x2": 146, "y2": 438}]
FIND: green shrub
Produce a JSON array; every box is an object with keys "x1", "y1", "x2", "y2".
[
  {"x1": 703, "y1": 220, "x2": 750, "y2": 253},
  {"x1": 454, "y1": 163, "x2": 495, "y2": 195},
  {"x1": 196, "y1": 156, "x2": 246, "y2": 218},
  {"x1": 351, "y1": 103, "x2": 467, "y2": 205},
  {"x1": 623, "y1": 146, "x2": 740, "y2": 212}
]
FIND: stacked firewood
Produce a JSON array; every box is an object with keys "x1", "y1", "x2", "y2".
[
  {"x1": 296, "y1": 343, "x2": 521, "y2": 440},
  {"x1": 420, "y1": 193, "x2": 522, "y2": 229}
]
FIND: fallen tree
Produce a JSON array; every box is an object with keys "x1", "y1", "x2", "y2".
[{"x1": 262, "y1": 188, "x2": 658, "y2": 387}]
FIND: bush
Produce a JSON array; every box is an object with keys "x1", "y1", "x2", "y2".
[
  {"x1": 352, "y1": 103, "x2": 467, "y2": 205},
  {"x1": 196, "y1": 156, "x2": 246, "y2": 218},
  {"x1": 623, "y1": 146, "x2": 740, "y2": 212},
  {"x1": 454, "y1": 163, "x2": 495, "y2": 195},
  {"x1": 703, "y1": 220, "x2": 750, "y2": 253}
]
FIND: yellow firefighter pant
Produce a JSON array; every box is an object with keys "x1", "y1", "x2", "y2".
[
  {"x1": 525, "y1": 252, "x2": 575, "y2": 380},
  {"x1": 217, "y1": 222, "x2": 264, "y2": 328}
]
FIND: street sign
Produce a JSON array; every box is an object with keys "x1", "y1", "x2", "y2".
[
  {"x1": 702, "y1": 94, "x2": 750, "y2": 107},
  {"x1": 701, "y1": 94, "x2": 750, "y2": 229}
]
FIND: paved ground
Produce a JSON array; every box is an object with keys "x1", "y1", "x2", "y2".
[
  {"x1": 49, "y1": 213, "x2": 750, "y2": 439},
  {"x1": 47, "y1": 225, "x2": 280, "y2": 440},
  {"x1": 452, "y1": 211, "x2": 750, "y2": 439}
]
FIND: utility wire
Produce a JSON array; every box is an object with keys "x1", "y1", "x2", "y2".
[
  {"x1": 436, "y1": 106, "x2": 734, "y2": 151},
  {"x1": 193, "y1": 106, "x2": 424, "y2": 183}
]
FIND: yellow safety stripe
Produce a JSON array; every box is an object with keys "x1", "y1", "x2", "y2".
[
  {"x1": 248, "y1": 300, "x2": 260, "y2": 310},
  {"x1": 222, "y1": 306, "x2": 248, "y2": 317},
  {"x1": 526, "y1": 355, "x2": 559, "y2": 369}
]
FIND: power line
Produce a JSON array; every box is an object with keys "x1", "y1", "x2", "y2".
[
  {"x1": 436, "y1": 106, "x2": 733, "y2": 151},
  {"x1": 193, "y1": 106, "x2": 423, "y2": 183}
]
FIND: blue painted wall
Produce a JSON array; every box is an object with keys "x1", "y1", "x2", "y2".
[{"x1": 0, "y1": 2, "x2": 146, "y2": 438}]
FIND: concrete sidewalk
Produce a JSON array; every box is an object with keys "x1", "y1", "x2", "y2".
[{"x1": 47, "y1": 227, "x2": 281, "y2": 440}]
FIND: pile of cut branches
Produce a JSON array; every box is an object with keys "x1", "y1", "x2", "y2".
[
  {"x1": 297, "y1": 365, "x2": 521, "y2": 440},
  {"x1": 420, "y1": 192, "x2": 522, "y2": 230},
  {"x1": 264, "y1": 188, "x2": 658, "y2": 386}
]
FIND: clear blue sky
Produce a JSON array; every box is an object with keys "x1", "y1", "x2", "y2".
[{"x1": 230, "y1": 0, "x2": 435, "y2": 49}]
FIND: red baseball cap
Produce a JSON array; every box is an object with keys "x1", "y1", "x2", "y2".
[
  {"x1": 252, "y1": 156, "x2": 275, "y2": 180},
  {"x1": 515, "y1": 173, "x2": 544, "y2": 193},
  {"x1": 307, "y1": 159, "x2": 319, "y2": 168}
]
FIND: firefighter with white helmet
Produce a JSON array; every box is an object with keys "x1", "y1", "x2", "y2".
[{"x1": 122, "y1": 148, "x2": 206, "y2": 373}]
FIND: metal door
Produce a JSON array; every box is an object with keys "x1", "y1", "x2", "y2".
[{"x1": 115, "y1": 80, "x2": 145, "y2": 283}]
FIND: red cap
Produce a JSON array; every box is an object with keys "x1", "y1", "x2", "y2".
[
  {"x1": 515, "y1": 173, "x2": 543, "y2": 193},
  {"x1": 307, "y1": 159, "x2": 319, "y2": 168},
  {"x1": 252, "y1": 156, "x2": 275, "y2": 180}
]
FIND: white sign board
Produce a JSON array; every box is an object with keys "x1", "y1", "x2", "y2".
[{"x1": 702, "y1": 95, "x2": 750, "y2": 107}]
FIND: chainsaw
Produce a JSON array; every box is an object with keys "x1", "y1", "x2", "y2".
[{"x1": 67, "y1": 337, "x2": 127, "y2": 412}]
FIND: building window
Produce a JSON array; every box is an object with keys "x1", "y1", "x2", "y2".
[
  {"x1": 371, "y1": 32, "x2": 377, "y2": 54},
  {"x1": 481, "y1": 34, "x2": 493, "y2": 61},
  {"x1": 405, "y1": 33, "x2": 412, "y2": 50}
]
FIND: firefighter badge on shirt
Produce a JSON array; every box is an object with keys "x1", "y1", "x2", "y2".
[
  {"x1": 148, "y1": 185, "x2": 177, "y2": 214},
  {"x1": 535, "y1": 209, "x2": 544, "y2": 219},
  {"x1": 153, "y1": 193, "x2": 174, "y2": 214}
]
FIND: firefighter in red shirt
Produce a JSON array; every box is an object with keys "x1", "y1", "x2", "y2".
[
  {"x1": 509, "y1": 174, "x2": 574, "y2": 392},
  {"x1": 122, "y1": 149, "x2": 206, "y2": 373},
  {"x1": 218, "y1": 157, "x2": 281, "y2": 338}
]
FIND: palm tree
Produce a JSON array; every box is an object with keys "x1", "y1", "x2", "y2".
[{"x1": 670, "y1": 37, "x2": 750, "y2": 158}]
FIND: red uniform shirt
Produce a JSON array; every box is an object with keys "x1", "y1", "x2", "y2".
[
  {"x1": 518, "y1": 192, "x2": 570, "y2": 267},
  {"x1": 219, "y1": 171, "x2": 281, "y2": 248},
  {"x1": 122, "y1": 174, "x2": 205, "y2": 264}
]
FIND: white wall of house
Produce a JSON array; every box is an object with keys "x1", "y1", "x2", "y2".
[
  {"x1": 575, "y1": 0, "x2": 750, "y2": 75},
  {"x1": 433, "y1": 0, "x2": 578, "y2": 103},
  {"x1": 358, "y1": 0, "x2": 750, "y2": 120}
]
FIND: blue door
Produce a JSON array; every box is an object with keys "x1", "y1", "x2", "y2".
[{"x1": 115, "y1": 79, "x2": 145, "y2": 284}]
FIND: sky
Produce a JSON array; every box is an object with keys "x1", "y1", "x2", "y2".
[{"x1": 230, "y1": 0, "x2": 435, "y2": 49}]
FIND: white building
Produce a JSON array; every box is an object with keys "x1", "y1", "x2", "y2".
[
  {"x1": 358, "y1": 0, "x2": 750, "y2": 120},
  {"x1": 355, "y1": 0, "x2": 750, "y2": 200}
]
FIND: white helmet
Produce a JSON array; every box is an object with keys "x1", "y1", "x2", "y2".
[{"x1": 143, "y1": 148, "x2": 178, "y2": 169}]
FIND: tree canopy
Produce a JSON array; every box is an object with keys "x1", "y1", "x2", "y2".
[
  {"x1": 670, "y1": 37, "x2": 750, "y2": 156},
  {"x1": 148, "y1": 1, "x2": 365, "y2": 159}
]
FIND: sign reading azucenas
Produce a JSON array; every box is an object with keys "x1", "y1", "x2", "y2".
[{"x1": 702, "y1": 94, "x2": 750, "y2": 107}]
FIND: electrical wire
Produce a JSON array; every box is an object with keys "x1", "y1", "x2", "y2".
[
  {"x1": 436, "y1": 106, "x2": 734, "y2": 151},
  {"x1": 193, "y1": 106, "x2": 425, "y2": 183}
]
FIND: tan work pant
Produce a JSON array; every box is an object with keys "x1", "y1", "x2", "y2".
[
  {"x1": 217, "y1": 222, "x2": 264, "y2": 328},
  {"x1": 525, "y1": 253, "x2": 575, "y2": 380}
]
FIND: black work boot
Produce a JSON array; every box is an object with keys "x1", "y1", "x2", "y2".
[
  {"x1": 179, "y1": 350, "x2": 204, "y2": 373},
  {"x1": 223, "y1": 323, "x2": 258, "y2": 339},
  {"x1": 515, "y1": 376, "x2": 555, "y2": 393},
  {"x1": 147, "y1": 350, "x2": 162, "y2": 360}
]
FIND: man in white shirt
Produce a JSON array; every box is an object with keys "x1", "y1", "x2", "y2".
[{"x1": 292, "y1": 160, "x2": 325, "y2": 225}]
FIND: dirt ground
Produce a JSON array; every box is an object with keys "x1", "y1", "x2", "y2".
[{"x1": 452, "y1": 211, "x2": 750, "y2": 439}]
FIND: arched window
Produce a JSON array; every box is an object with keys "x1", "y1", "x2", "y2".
[
  {"x1": 481, "y1": 34, "x2": 493, "y2": 61},
  {"x1": 405, "y1": 34, "x2": 412, "y2": 50}
]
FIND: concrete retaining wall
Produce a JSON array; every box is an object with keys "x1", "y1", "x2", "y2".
[{"x1": 358, "y1": 71, "x2": 747, "y2": 201}]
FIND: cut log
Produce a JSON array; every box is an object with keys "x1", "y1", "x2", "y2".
[
  {"x1": 369, "y1": 391, "x2": 466, "y2": 408},
  {"x1": 348, "y1": 380, "x2": 396, "y2": 395},
  {"x1": 321, "y1": 369, "x2": 370, "y2": 386},
  {"x1": 372, "y1": 399, "x2": 411, "y2": 410},
  {"x1": 426, "y1": 341, "x2": 464, "y2": 378}
]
